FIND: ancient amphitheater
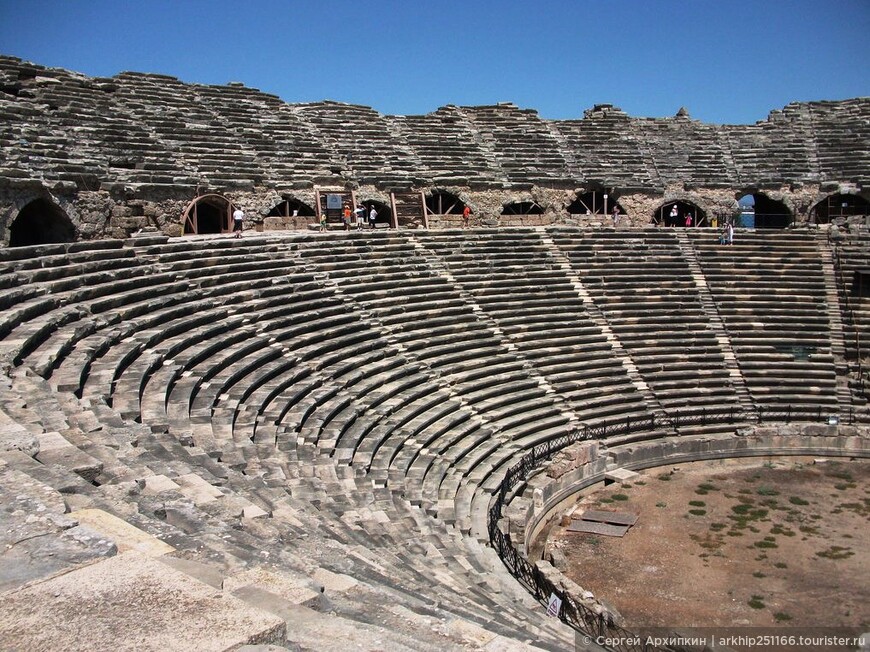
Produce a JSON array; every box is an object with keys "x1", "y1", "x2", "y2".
[{"x1": 0, "y1": 56, "x2": 869, "y2": 651}]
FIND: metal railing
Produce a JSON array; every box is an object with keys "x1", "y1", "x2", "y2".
[
  {"x1": 831, "y1": 241, "x2": 866, "y2": 395},
  {"x1": 488, "y1": 407, "x2": 847, "y2": 652}
]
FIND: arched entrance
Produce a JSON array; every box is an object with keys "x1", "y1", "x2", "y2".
[
  {"x1": 654, "y1": 200, "x2": 707, "y2": 227},
  {"x1": 360, "y1": 199, "x2": 392, "y2": 228},
  {"x1": 9, "y1": 198, "x2": 76, "y2": 247},
  {"x1": 182, "y1": 194, "x2": 234, "y2": 234},
  {"x1": 425, "y1": 190, "x2": 466, "y2": 216},
  {"x1": 811, "y1": 194, "x2": 870, "y2": 224},
  {"x1": 737, "y1": 193, "x2": 792, "y2": 228},
  {"x1": 567, "y1": 191, "x2": 623, "y2": 217},
  {"x1": 502, "y1": 201, "x2": 544, "y2": 215},
  {"x1": 267, "y1": 198, "x2": 315, "y2": 218}
]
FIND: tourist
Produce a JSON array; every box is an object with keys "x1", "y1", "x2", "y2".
[
  {"x1": 725, "y1": 221, "x2": 734, "y2": 245},
  {"x1": 319, "y1": 211, "x2": 326, "y2": 232},
  {"x1": 355, "y1": 203, "x2": 366, "y2": 228},
  {"x1": 685, "y1": 213, "x2": 693, "y2": 228},
  {"x1": 343, "y1": 203, "x2": 352, "y2": 230},
  {"x1": 369, "y1": 205, "x2": 378, "y2": 229},
  {"x1": 463, "y1": 205, "x2": 471, "y2": 228},
  {"x1": 669, "y1": 204, "x2": 678, "y2": 227},
  {"x1": 611, "y1": 205, "x2": 620, "y2": 227},
  {"x1": 232, "y1": 206, "x2": 245, "y2": 238}
]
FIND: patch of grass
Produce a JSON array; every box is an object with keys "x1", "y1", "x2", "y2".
[
  {"x1": 698, "y1": 483, "x2": 718, "y2": 492},
  {"x1": 656, "y1": 502, "x2": 667, "y2": 508},
  {"x1": 835, "y1": 482, "x2": 857, "y2": 491},
  {"x1": 827, "y1": 468, "x2": 854, "y2": 481},
  {"x1": 757, "y1": 486, "x2": 779, "y2": 496},
  {"x1": 611, "y1": 494, "x2": 629, "y2": 501},
  {"x1": 634, "y1": 480, "x2": 646, "y2": 486},
  {"x1": 748, "y1": 595, "x2": 766, "y2": 609},
  {"x1": 688, "y1": 509, "x2": 707, "y2": 516},
  {"x1": 689, "y1": 500, "x2": 706, "y2": 507},
  {"x1": 753, "y1": 571, "x2": 766, "y2": 578},
  {"x1": 773, "y1": 562, "x2": 788, "y2": 569},
  {"x1": 657, "y1": 473, "x2": 672, "y2": 481},
  {"x1": 755, "y1": 539, "x2": 778, "y2": 549},
  {"x1": 709, "y1": 523, "x2": 727, "y2": 532},
  {"x1": 599, "y1": 498, "x2": 614, "y2": 504},
  {"x1": 774, "y1": 612, "x2": 792, "y2": 622},
  {"x1": 816, "y1": 546, "x2": 854, "y2": 560},
  {"x1": 770, "y1": 525, "x2": 795, "y2": 537},
  {"x1": 788, "y1": 496, "x2": 809, "y2": 506}
]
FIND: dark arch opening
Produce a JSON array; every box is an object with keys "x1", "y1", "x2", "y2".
[
  {"x1": 426, "y1": 191, "x2": 466, "y2": 215},
  {"x1": 183, "y1": 195, "x2": 232, "y2": 234},
  {"x1": 567, "y1": 191, "x2": 623, "y2": 216},
  {"x1": 654, "y1": 200, "x2": 707, "y2": 227},
  {"x1": 267, "y1": 198, "x2": 315, "y2": 218},
  {"x1": 9, "y1": 198, "x2": 76, "y2": 247},
  {"x1": 502, "y1": 201, "x2": 544, "y2": 215},
  {"x1": 360, "y1": 199, "x2": 392, "y2": 228},
  {"x1": 811, "y1": 193, "x2": 870, "y2": 224},
  {"x1": 737, "y1": 193, "x2": 792, "y2": 229}
]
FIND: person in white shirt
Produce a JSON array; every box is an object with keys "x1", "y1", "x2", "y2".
[{"x1": 232, "y1": 207, "x2": 245, "y2": 238}]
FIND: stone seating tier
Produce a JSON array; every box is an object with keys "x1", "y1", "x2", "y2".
[
  {"x1": 0, "y1": 227, "x2": 865, "y2": 650},
  {"x1": 2, "y1": 55, "x2": 867, "y2": 190}
]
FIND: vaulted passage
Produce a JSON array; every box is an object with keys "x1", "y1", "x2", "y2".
[
  {"x1": 502, "y1": 201, "x2": 543, "y2": 215},
  {"x1": 426, "y1": 191, "x2": 466, "y2": 215},
  {"x1": 812, "y1": 194, "x2": 870, "y2": 223},
  {"x1": 737, "y1": 193, "x2": 793, "y2": 228},
  {"x1": 268, "y1": 198, "x2": 315, "y2": 217},
  {"x1": 655, "y1": 200, "x2": 707, "y2": 227},
  {"x1": 183, "y1": 195, "x2": 232, "y2": 234},
  {"x1": 9, "y1": 198, "x2": 75, "y2": 247},
  {"x1": 567, "y1": 191, "x2": 623, "y2": 217}
]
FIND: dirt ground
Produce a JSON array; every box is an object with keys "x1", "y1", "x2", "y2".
[{"x1": 543, "y1": 456, "x2": 869, "y2": 647}]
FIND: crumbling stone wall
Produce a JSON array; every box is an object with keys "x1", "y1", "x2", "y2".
[{"x1": 1, "y1": 55, "x2": 868, "y2": 242}]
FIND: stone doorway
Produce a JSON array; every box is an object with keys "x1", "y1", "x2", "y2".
[
  {"x1": 502, "y1": 201, "x2": 543, "y2": 215},
  {"x1": 267, "y1": 198, "x2": 315, "y2": 218},
  {"x1": 9, "y1": 198, "x2": 76, "y2": 247},
  {"x1": 567, "y1": 191, "x2": 624, "y2": 218},
  {"x1": 655, "y1": 200, "x2": 707, "y2": 227},
  {"x1": 812, "y1": 193, "x2": 870, "y2": 224},
  {"x1": 737, "y1": 193, "x2": 792, "y2": 229},
  {"x1": 182, "y1": 194, "x2": 233, "y2": 234}
]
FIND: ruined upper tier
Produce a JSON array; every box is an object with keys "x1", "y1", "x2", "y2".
[{"x1": 0, "y1": 55, "x2": 868, "y2": 193}]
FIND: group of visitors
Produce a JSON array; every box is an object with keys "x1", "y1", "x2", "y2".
[
  {"x1": 231, "y1": 202, "x2": 734, "y2": 243},
  {"x1": 339, "y1": 202, "x2": 378, "y2": 230}
]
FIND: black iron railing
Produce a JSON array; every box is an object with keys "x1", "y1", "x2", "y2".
[
  {"x1": 831, "y1": 239, "x2": 866, "y2": 396},
  {"x1": 488, "y1": 407, "x2": 848, "y2": 652}
]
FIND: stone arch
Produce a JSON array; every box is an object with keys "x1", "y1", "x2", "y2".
[
  {"x1": 359, "y1": 199, "x2": 392, "y2": 228},
  {"x1": 811, "y1": 193, "x2": 870, "y2": 224},
  {"x1": 737, "y1": 192, "x2": 793, "y2": 229},
  {"x1": 9, "y1": 197, "x2": 76, "y2": 247},
  {"x1": 501, "y1": 201, "x2": 544, "y2": 215},
  {"x1": 267, "y1": 197, "x2": 316, "y2": 218},
  {"x1": 654, "y1": 200, "x2": 707, "y2": 227},
  {"x1": 567, "y1": 190, "x2": 623, "y2": 216},
  {"x1": 425, "y1": 190, "x2": 466, "y2": 215},
  {"x1": 182, "y1": 194, "x2": 234, "y2": 235}
]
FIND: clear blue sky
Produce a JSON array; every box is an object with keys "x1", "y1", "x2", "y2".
[{"x1": 1, "y1": 0, "x2": 867, "y2": 124}]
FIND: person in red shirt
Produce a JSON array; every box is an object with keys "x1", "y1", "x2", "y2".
[{"x1": 462, "y1": 205, "x2": 471, "y2": 228}]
